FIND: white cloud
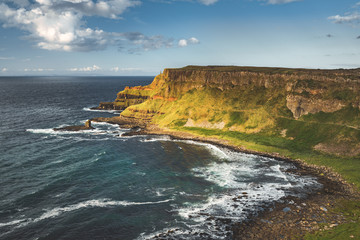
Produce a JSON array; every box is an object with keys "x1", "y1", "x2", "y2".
[
  {"x1": 23, "y1": 68, "x2": 54, "y2": 72},
  {"x1": 178, "y1": 39, "x2": 188, "y2": 47},
  {"x1": 70, "y1": 64, "x2": 101, "y2": 71},
  {"x1": 111, "y1": 67, "x2": 140, "y2": 71},
  {"x1": 0, "y1": 1, "x2": 199, "y2": 52},
  {"x1": 111, "y1": 66, "x2": 119, "y2": 72},
  {"x1": 328, "y1": 2, "x2": 360, "y2": 26},
  {"x1": 0, "y1": 2, "x2": 117, "y2": 51},
  {"x1": 328, "y1": 13, "x2": 360, "y2": 24},
  {"x1": 0, "y1": 1, "x2": 143, "y2": 52},
  {"x1": 178, "y1": 37, "x2": 200, "y2": 47},
  {"x1": 1, "y1": 68, "x2": 7, "y2": 72}
]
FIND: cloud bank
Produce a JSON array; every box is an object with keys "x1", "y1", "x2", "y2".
[
  {"x1": 0, "y1": 0, "x2": 198, "y2": 52},
  {"x1": 70, "y1": 64, "x2": 101, "y2": 72}
]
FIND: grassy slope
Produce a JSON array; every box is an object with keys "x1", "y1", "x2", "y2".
[{"x1": 119, "y1": 69, "x2": 360, "y2": 239}]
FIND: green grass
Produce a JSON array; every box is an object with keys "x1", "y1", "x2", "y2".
[{"x1": 301, "y1": 105, "x2": 360, "y2": 129}]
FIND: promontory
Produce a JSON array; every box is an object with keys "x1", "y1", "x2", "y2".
[{"x1": 92, "y1": 65, "x2": 360, "y2": 239}]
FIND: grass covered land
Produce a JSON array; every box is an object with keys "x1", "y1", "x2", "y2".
[{"x1": 115, "y1": 66, "x2": 360, "y2": 238}]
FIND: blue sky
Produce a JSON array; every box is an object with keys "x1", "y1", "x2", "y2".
[{"x1": 0, "y1": 0, "x2": 360, "y2": 76}]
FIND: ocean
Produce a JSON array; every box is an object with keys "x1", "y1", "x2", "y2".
[{"x1": 0, "y1": 76, "x2": 321, "y2": 239}]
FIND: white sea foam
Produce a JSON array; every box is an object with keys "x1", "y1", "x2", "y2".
[
  {"x1": 0, "y1": 219, "x2": 27, "y2": 228},
  {"x1": 140, "y1": 135, "x2": 172, "y2": 142},
  {"x1": 140, "y1": 137, "x2": 230, "y2": 160},
  {"x1": 26, "y1": 128, "x2": 58, "y2": 135},
  {"x1": 157, "y1": 148, "x2": 323, "y2": 239},
  {"x1": 0, "y1": 198, "x2": 172, "y2": 229},
  {"x1": 91, "y1": 121, "x2": 119, "y2": 128},
  {"x1": 192, "y1": 163, "x2": 240, "y2": 188},
  {"x1": 154, "y1": 187, "x2": 175, "y2": 197},
  {"x1": 137, "y1": 228, "x2": 190, "y2": 240},
  {"x1": 268, "y1": 164, "x2": 289, "y2": 181},
  {"x1": 83, "y1": 107, "x2": 122, "y2": 115},
  {"x1": 26, "y1": 121, "x2": 127, "y2": 143},
  {"x1": 175, "y1": 140, "x2": 230, "y2": 160}
]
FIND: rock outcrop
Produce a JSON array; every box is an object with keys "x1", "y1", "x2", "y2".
[
  {"x1": 286, "y1": 95, "x2": 346, "y2": 119},
  {"x1": 54, "y1": 120, "x2": 94, "y2": 131}
]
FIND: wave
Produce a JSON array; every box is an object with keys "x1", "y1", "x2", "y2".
[
  {"x1": 83, "y1": 107, "x2": 122, "y2": 115},
  {"x1": 177, "y1": 140, "x2": 230, "y2": 160},
  {"x1": 26, "y1": 121, "x2": 127, "y2": 142},
  {"x1": 140, "y1": 136, "x2": 230, "y2": 160},
  {"x1": 192, "y1": 162, "x2": 252, "y2": 188},
  {"x1": 139, "y1": 135, "x2": 172, "y2": 142},
  {"x1": 26, "y1": 128, "x2": 111, "y2": 136},
  {"x1": 0, "y1": 198, "x2": 172, "y2": 229}
]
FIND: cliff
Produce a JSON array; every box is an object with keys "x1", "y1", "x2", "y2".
[{"x1": 103, "y1": 66, "x2": 360, "y2": 157}]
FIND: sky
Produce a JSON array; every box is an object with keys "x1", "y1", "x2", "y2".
[{"x1": 0, "y1": 0, "x2": 360, "y2": 76}]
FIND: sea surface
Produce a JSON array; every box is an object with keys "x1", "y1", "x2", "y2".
[{"x1": 0, "y1": 76, "x2": 321, "y2": 240}]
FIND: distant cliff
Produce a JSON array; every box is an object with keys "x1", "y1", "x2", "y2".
[{"x1": 99, "y1": 66, "x2": 360, "y2": 156}]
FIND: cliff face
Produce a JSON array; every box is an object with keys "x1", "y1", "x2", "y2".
[
  {"x1": 93, "y1": 86, "x2": 153, "y2": 110},
  {"x1": 105, "y1": 66, "x2": 360, "y2": 156}
]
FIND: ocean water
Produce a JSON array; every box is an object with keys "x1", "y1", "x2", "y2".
[{"x1": 0, "y1": 76, "x2": 321, "y2": 240}]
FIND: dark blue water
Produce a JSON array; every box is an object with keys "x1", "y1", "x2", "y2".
[{"x1": 0, "y1": 77, "x2": 321, "y2": 240}]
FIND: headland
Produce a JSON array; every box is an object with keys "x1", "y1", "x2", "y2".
[{"x1": 66, "y1": 66, "x2": 360, "y2": 239}]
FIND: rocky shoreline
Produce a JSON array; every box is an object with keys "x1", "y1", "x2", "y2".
[
  {"x1": 58, "y1": 115, "x2": 359, "y2": 239},
  {"x1": 89, "y1": 115, "x2": 359, "y2": 239}
]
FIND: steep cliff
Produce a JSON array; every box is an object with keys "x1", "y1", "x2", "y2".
[{"x1": 107, "y1": 66, "x2": 360, "y2": 156}]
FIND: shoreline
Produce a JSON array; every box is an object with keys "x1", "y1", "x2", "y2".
[{"x1": 90, "y1": 116, "x2": 359, "y2": 239}]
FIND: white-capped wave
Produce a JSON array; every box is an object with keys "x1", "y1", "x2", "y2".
[
  {"x1": 0, "y1": 219, "x2": 27, "y2": 228},
  {"x1": 0, "y1": 198, "x2": 172, "y2": 229},
  {"x1": 26, "y1": 128, "x2": 107, "y2": 136},
  {"x1": 267, "y1": 164, "x2": 289, "y2": 181},
  {"x1": 26, "y1": 121, "x2": 127, "y2": 142},
  {"x1": 163, "y1": 148, "x2": 322, "y2": 239},
  {"x1": 192, "y1": 162, "x2": 251, "y2": 188},
  {"x1": 91, "y1": 121, "x2": 119, "y2": 128},
  {"x1": 140, "y1": 135, "x2": 172, "y2": 142},
  {"x1": 179, "y1": 140, "x2": 230, "y2": 160},
  {"x1": 140, "y1": 137, "x2": 230, "y2": 160},
  {"x1": 83, "y1": 107, "x2": 122, "y2": 115},
  {"x1": 26, "y1": 128, "x2": 58, "y2": 135}
]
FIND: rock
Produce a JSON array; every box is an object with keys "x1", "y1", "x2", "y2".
[
  {"x1": 91, "y1": 102, "x2": 115, "y2": 110},
  {"x1": 283, "y1": 207, "x2": 291, "y2": 213},
  {"x1": 286, "y1": 95, "x2": 345, "y2": 119},
  {"x1": 54, "y1": 120, "x2": 94, "y2": 131},
  {"x1": 130, "y1": 126, "x2": 142, "y2": 132},
  {"x1": 85, "y1": 120, "x2": 92, "y2": 128},
  {"x1": 320, "y1": 206, "x2": 328, "y2": 212}
]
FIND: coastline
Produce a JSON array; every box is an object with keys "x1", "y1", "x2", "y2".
[{"x1": 90, "y1": 115, "x2": 359, "y2": 239}]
